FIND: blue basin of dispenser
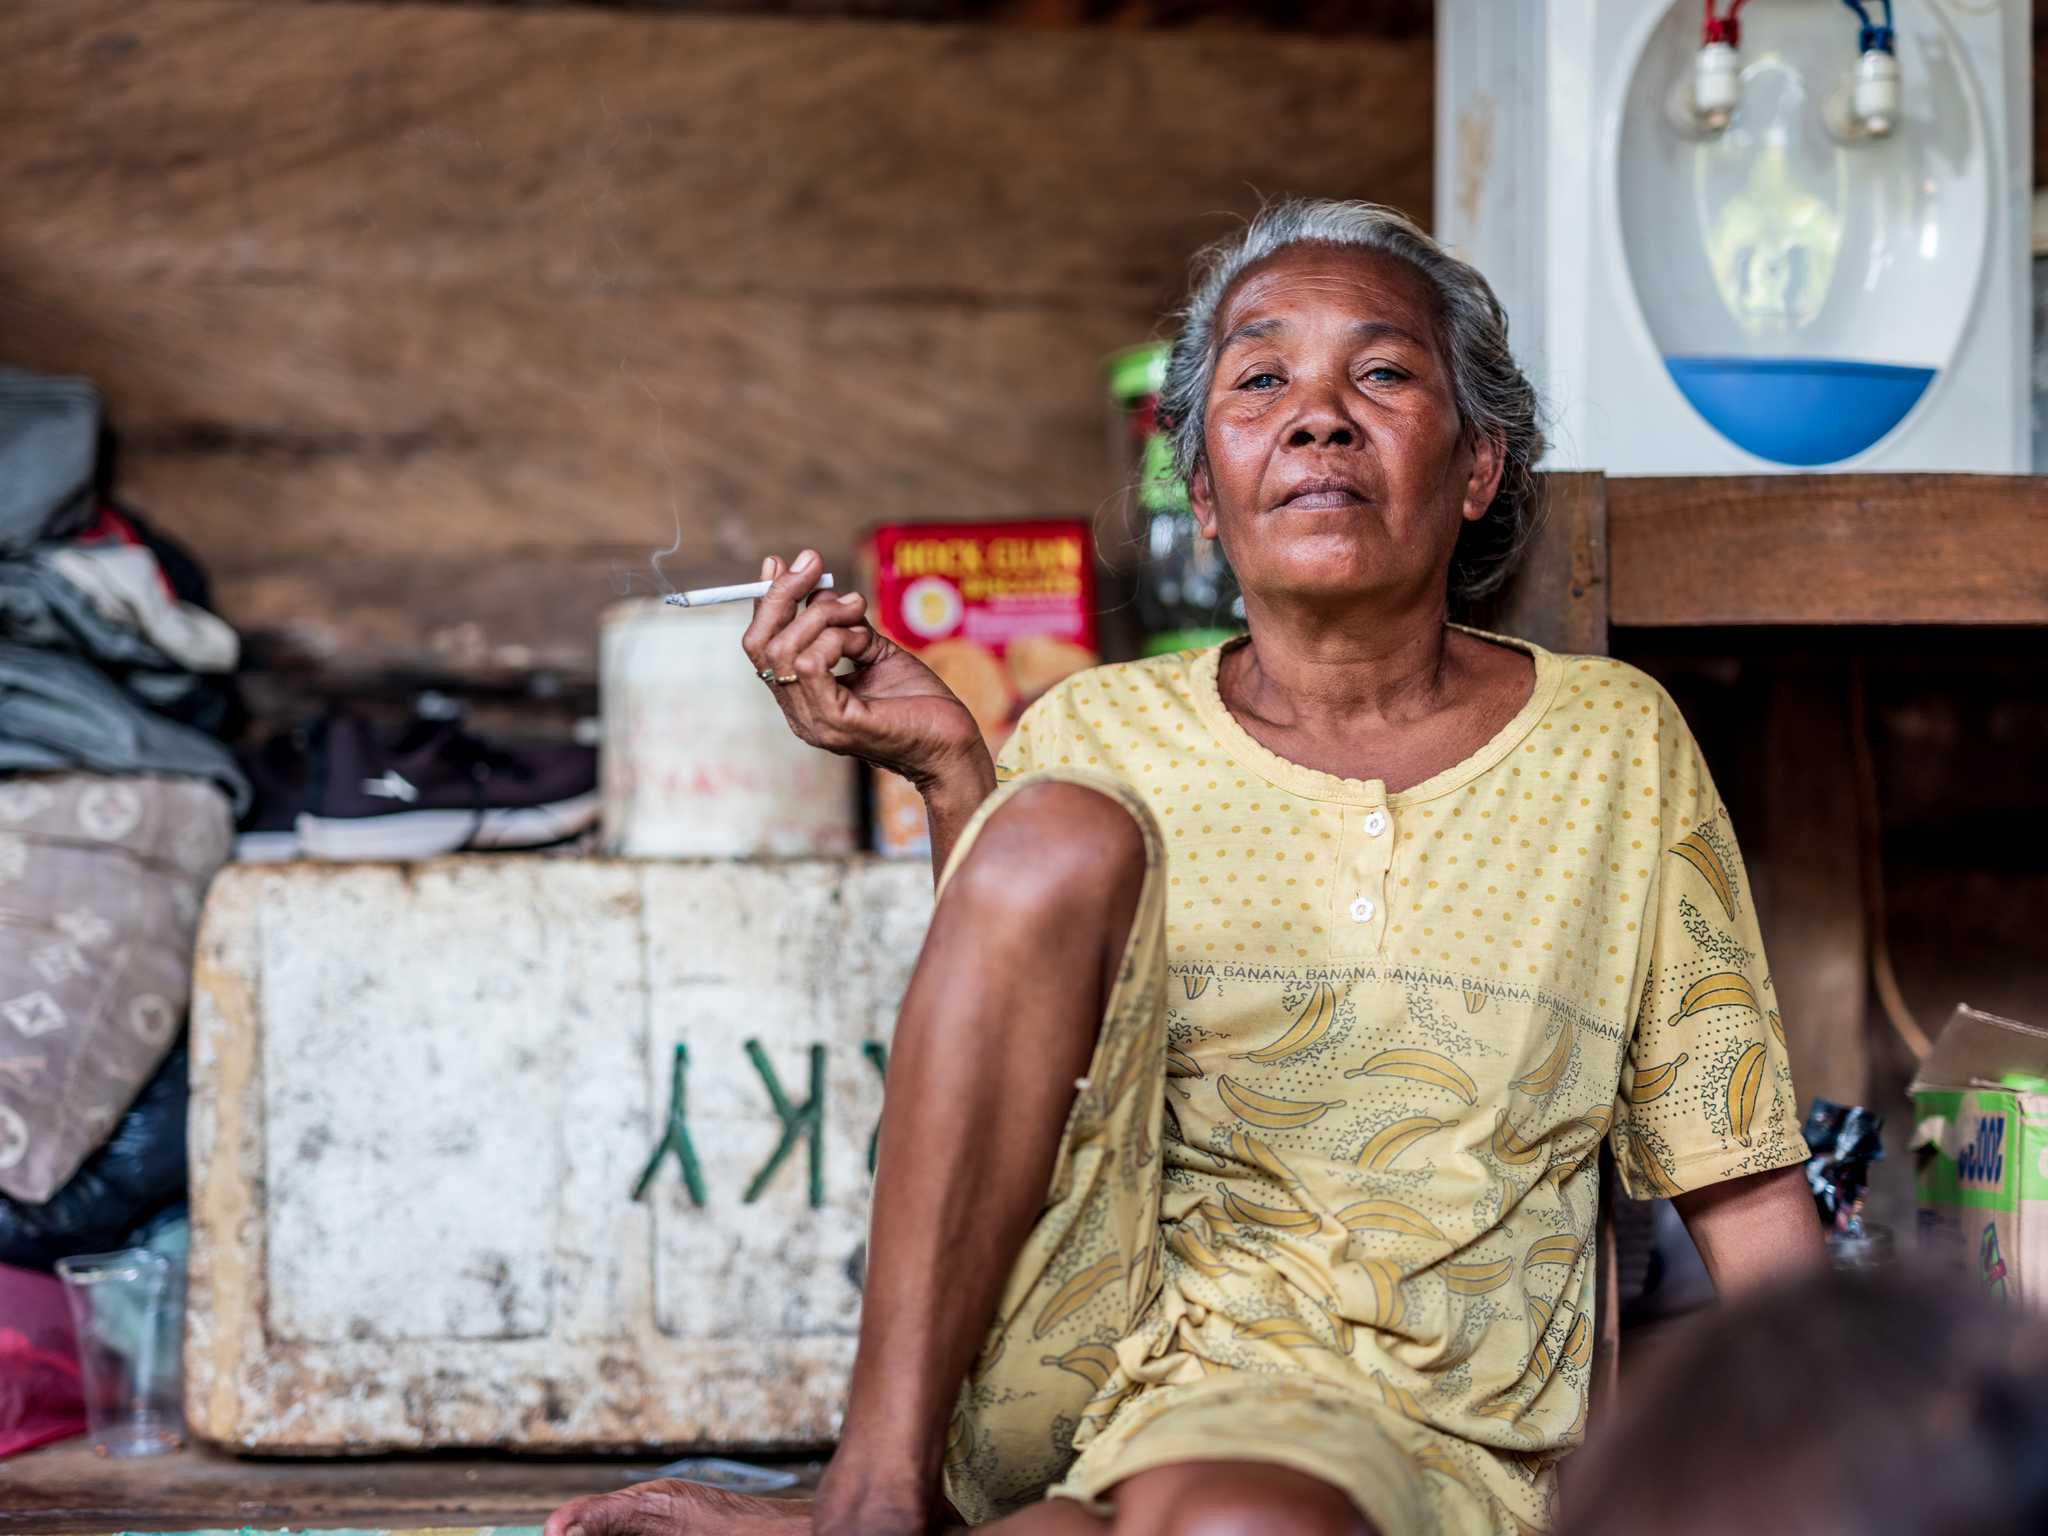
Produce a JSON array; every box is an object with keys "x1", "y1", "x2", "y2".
[{"x1": 1662, "y1": 356, "x2": 1937, "y2": 467}]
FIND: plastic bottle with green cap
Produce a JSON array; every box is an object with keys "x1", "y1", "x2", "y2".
[{"x1": 1105, "y1": 342, "x2": 1243, "y2": 655}]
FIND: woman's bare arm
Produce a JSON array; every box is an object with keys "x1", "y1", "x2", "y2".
[
  {"x1": 920, "y1": 747, "x2": 999, "y2": 885},
  {"x1": 1673, "y1": 1163, "x2": 1828, "y2": 1299}
]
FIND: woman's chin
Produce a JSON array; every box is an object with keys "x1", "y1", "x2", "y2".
[{"x1": 1251, "y1": 570, "x2": 1405, "y2": 608}]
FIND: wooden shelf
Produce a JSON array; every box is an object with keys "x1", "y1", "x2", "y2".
[
  {"x1": 1604, "y1": 473, "x2": 2048, "y2": 628},
  {"x1": 0, "y1": 1437, "x2": 819, "y2": 1533}
]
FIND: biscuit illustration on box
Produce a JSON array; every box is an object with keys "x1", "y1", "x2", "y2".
[
  {"x1": 919, "y1": 638, "x2": 1014, "y2": 737},
  {"x1": 1005, "y1": 634, "x2": 1096, "y2": 702}
]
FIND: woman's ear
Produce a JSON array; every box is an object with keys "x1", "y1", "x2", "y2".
[
  {"x1": 1188, "y1": 460, "x2": 1220, "y2": 540},
  {"x1": 1461, "y1": 425, "x2": 1506, "y2": 524}
]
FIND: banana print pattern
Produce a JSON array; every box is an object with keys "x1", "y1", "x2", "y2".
[
  {"x1": 1347, "y1": 1046, "x2": 1480, "y2": 1104},
  {"x1": 1675, "y1": 971, "x2": 1759, "y2": 1021},
  {"x1": 1509, "y1": 1016, "x2": 1575, "y2": 1098},
  {"x1": 1489, "y1": 1108, "x2": 1548, "y2": 1167},
  {"x1": 1725, "y1": 1040, "x2": 1769, "y2": 1148},
  {"x1": 1440, "y1": 1256, "x2": 1515, "y2": 1296},
  {"x1": 1226, "y1": 1127, "x2": 1301, "y2": 1188},
  {"x1": 947, "y1": 644, "x2": 1806, "y2": 1534},
  {"x1": 1043, "y1": 1341, "x2": 1122, "y2": 1392},
  {"x1": 1221, "y1": 1185, "x2": 1322, "y2": 1235},
  {"x1": 1215, "y1": 1074, "x2": 1339, "y2": 1129},
  {"x1": 1234, "y1": 980, "x2": 1336, "y2": 1063},
  {"x1": 1030, "y1": 1255, "x2": 1126, "y2": 1339},
  {"x1": 1359, "y1": 1114, "x2": 1456, "y2": 1171},
  {"x1": 1625, "y1": 1051, "x2": 1688, "y2": 1104},
  {"x1": 1668, "y1": 831, "x2": 1737, "y2": 920},
  {"x1": 1338, "y1": 1197, "x2": 1451, "y2": 1245}
]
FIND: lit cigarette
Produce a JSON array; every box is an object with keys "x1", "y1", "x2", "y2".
[{"x1": 664, "y1": 574, "x2": 836, "y2": 608}]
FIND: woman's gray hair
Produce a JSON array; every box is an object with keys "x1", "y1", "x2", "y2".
[{"x1": 1160, "y1": 199, "x2": 1544, "y2": 603}]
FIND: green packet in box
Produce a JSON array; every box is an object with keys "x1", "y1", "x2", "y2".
[{"x1": 1911, "y1": 1004, "x2": 2048, "y2": 1305}]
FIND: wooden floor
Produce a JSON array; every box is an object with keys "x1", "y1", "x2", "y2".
[{"x1": 0, "y1": 1439, "x2": 823, "y2": 1533}]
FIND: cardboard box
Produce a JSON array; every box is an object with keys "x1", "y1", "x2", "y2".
[
  {"x1": 862, "y1": 520, "x2": 1098, "y2": 856},
  {"x1": 1911, "y1": 1004, "x2": 2048, "y2": 1305}
]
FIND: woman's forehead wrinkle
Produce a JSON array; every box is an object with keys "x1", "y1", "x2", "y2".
[{"x1": 1214, "y1": 265, "x2": 1435, "y2": 353}]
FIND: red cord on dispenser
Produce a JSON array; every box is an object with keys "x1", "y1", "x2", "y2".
[{"x1": 1702, "y1": 0, "x2": 1751, "y2": 49}]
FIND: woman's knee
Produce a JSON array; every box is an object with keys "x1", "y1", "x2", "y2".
[
  {"x1": 946, "y1": 779, "x2": 1150, "y2": 924},
  {"x1": 1117, "y1": 1464, "x2": 1375, "y2": 1536}
]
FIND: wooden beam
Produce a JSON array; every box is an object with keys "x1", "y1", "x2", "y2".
[
  {"x1": 1607, "y1": 475, "x2": 2048, "y2": 627},
  {"x1": 1473, "y1": 472, "x2": 1608, "y2": 655}
]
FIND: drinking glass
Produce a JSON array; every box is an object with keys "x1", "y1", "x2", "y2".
[{"x1": 54, "y1": 1248, "x2": 184, "y2": 1457}]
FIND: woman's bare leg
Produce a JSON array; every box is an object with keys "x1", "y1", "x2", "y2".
[
  {"x1": 818, "y1": 782, "x2": 1146, "y2": 1532},
  {"x1": 544, "y1": 782, "x2": 1146, "y2": 1536},
  {"x1": 980, "y1": 1462, "x2": 1375, "y2": 1536}
]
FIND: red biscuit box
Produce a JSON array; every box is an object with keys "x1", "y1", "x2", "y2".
[{"x1": 862, "y1": 520, "x2": 1098, "y2": 856}]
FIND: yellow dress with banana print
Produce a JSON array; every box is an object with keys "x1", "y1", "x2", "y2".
[{"x1": 936, "y1": 631, "x2": 1808, "y2": 1534}]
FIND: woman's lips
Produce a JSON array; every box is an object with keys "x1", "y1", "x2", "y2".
[{"x1": 1276, "y1": 487, "x2": 1370, "y2": 510}]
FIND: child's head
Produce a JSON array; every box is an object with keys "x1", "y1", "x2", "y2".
[{"x1": 1565, "y1": 1264, "x2": 2048, "y2": 1536}]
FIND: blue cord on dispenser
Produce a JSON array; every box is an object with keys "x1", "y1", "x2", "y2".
[{"x1": 1841, "y1": 0, "x2": 1895, "y2": 54}]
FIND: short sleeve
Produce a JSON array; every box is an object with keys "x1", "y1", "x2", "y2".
[
  {"x1": 1610, "y1": 696, "x2": 1809, "y2": 1201},
  {"x1": 995, "y1": 680, "x2": 1074, "y2": 782}
]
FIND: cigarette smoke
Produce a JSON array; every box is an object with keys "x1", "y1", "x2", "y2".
[
  {"x1": 640, "y1": 371, "x2": 682, "y2": 597},
  {"x1": 577, "y1": 97, "x2": 688, "y2": 604}
]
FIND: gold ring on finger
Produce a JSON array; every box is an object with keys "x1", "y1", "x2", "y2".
[
  {"x1": 771, "y1": 674, "x2": 799, "y2": 686},
  {"x1": 755, "y1": 665, "x2": 779, "y2": 682}
]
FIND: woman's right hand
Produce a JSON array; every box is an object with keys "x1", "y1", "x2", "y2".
[{"x1": 741, "y1": 551, "x2": 988, "y2": 793}]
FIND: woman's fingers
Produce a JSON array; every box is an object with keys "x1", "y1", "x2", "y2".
[
  {"x1": 733, "y1": 556, "x2": 906, "y2": 757},
  {"x1": 789, "y1": 624, "x2": 861, "y2": 734},
  {"x1": 754, "y1": 609, "x2": 851, "y2": 741},
  {"x1": 739, "y1": 550, "x2": 825, "y2": 668},
  {"x1": 762, "y1": 589, "x2": 870, "y2": 674}
]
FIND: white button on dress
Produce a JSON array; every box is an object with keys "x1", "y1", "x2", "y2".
[
  {"x1": 1349, "y1": 896, "x2": 1377, "y2": 923},
  {"x1": 1363, "y1": 809, "x2": 1389, "y2": 838}
]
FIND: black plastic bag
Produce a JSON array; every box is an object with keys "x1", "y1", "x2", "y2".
[
  {"x1": 0, "y1": 1044, "x2": 187, "y2": 1270},
  {"x1": 1803, "y1": 1096, "x2": 1885, "y2": 1236}
]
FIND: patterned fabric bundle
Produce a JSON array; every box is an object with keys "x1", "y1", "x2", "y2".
[{"x1": 0, "y1": 774, "x2": 231, "y2": 1203}]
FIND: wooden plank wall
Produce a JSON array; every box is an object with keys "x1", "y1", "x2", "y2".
[{"x1": 0, "y1": 0, "x2": 1431, "y2": 682}]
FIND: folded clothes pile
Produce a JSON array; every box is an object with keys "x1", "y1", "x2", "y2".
[
  {"x1": 0, "y1": 368, "x2": 247, "y2": 809},
  {"x1": 0, "y1": 368, "x2": 238, "y2": 1269}
]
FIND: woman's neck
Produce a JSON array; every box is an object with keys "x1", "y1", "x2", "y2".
[{"x1": 1226, "y1": 589, "x2": 1456, "y2": 733}]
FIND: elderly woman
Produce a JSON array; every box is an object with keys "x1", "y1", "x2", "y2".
[{"x1": 550, "y1": 201, "x2": 1823, "y2": 1536}]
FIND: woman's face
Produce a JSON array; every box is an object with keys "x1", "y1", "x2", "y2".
[{"x1": 1188, "y1": 243, "x2": 1503, "y2": 612}]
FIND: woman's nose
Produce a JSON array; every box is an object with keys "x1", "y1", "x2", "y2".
[
  {"x1": 1283, "y1": 379, "x2": 1358, "y2": 449},
  {"x1": 1286, "y1": 419, "x2": 1355, "y2": 449}
]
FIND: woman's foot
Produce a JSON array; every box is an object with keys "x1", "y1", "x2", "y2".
[{"x1": 543, "y1": 1479, "x2": 812, "y2": 1536}]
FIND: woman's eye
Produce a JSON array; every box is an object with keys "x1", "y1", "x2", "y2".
[
  {"x1": 1363, "y1": 366, "x2": 1406, "y2": 384},
  {"x1": 1241, "y1": 372, "x2": 1283, "y2": 390}
]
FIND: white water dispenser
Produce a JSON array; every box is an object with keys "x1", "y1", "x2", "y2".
[{"x1": 1437, "y1": 0, "x2": 2032, "y2": 473}]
